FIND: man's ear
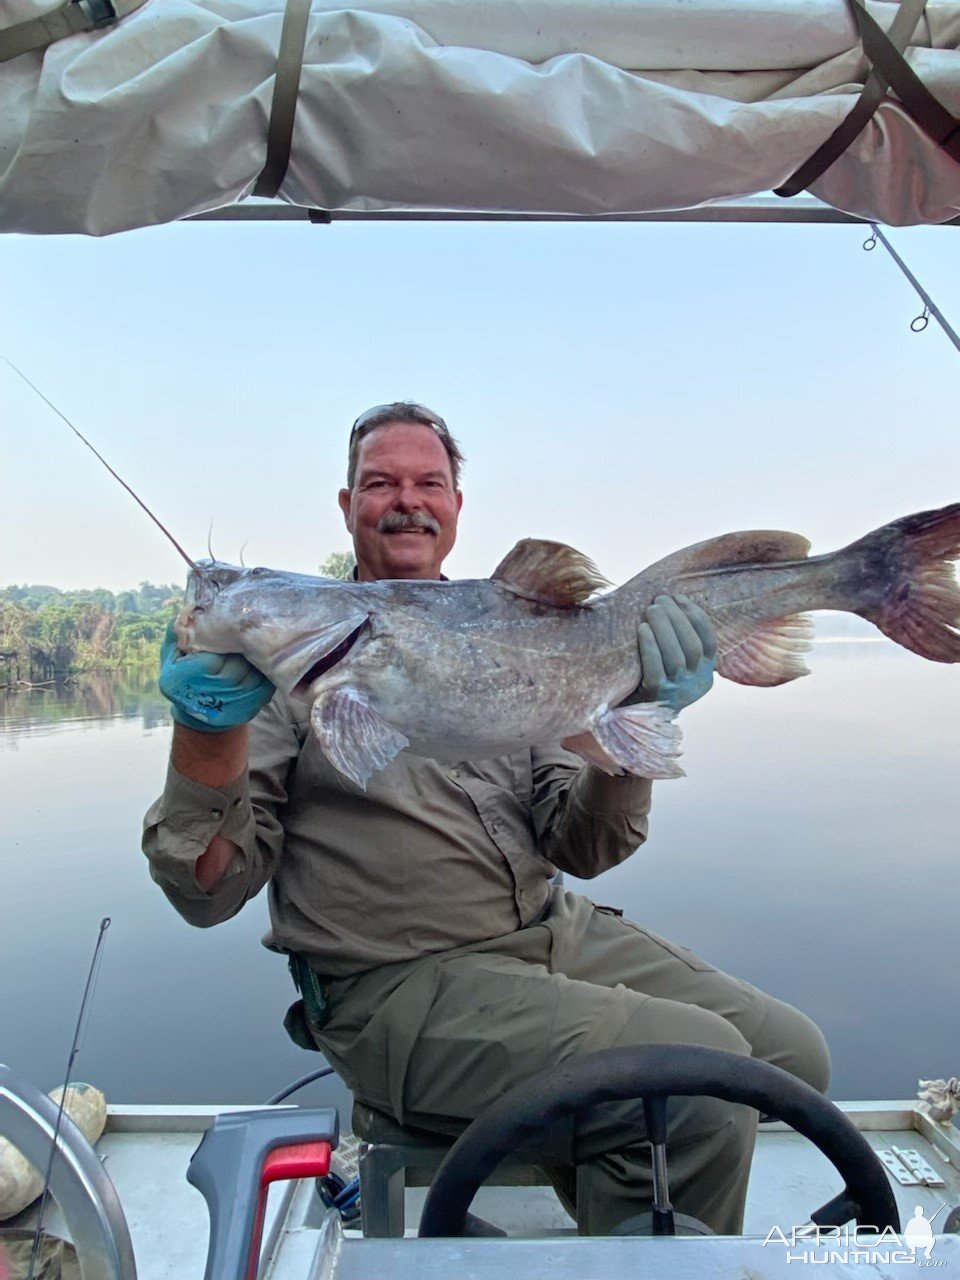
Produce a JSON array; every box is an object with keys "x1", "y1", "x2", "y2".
[
  {"x1": 455, "y1": 489, "x2": 463, "y2": 515},
  {"x1": 338, "y1": 487, "x2": 353, "y2": 528}
]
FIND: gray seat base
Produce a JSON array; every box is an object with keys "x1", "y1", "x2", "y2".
[{"x1": 352, "y1": 1100, "x2": 578, "y2": 1237}]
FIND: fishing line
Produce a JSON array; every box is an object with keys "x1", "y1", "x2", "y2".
[
  {"x1": 26, "y1": 916, "x2": 112, "y2": 1280},
  {"x1": 0, "y1": 352, "x2": 199, "y2": 572}
]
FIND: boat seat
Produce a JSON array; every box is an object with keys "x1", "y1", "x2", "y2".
[{"x1": 352, "y1": 1099, "x2": 578, "y2": 1237}]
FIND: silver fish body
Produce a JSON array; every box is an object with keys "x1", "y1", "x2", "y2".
[
  {"x1": 177, "y1": 503, "x2": 960, "y2": 788},
  {"x1": 181, "y1": 570, "x2": 641, "y2": 761}
]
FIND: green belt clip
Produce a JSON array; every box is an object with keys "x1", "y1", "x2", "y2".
[{"x1": 288, "y1": 953, "x2": 331, "y2": 1032}]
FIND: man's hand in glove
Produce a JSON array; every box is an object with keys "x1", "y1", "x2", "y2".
[{"x1": 159, "y1": 623, "x2": 275, "y2": 733}]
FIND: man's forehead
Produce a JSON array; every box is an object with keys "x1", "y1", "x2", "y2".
[{"x1": 356, "y1": 421, "x2": 454, "y2": 477}]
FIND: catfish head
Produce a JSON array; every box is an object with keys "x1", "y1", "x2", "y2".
[{"x1": 176, "y1": 561, "x2": 371, "y2": 698}]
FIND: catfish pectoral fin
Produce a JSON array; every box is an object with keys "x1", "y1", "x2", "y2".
[
  {"x1": 562, "y1": 728, "x2": 623, "y2": 775},
  {"x1": 714, "y1": 613, "x2": 814, "y2": 686},
  {"x1": 579, "y1": 703, "x2": 684, "y2": 779},
  {"x1": 310, "y1": 688, "x2": 409, "y2": 790}
]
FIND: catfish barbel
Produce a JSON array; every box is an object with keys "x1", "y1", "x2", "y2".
[{"x1": 175, "y1": 504, "x2": 960, "y2": 789}]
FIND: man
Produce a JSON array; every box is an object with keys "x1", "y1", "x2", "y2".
[{"x1": 143, "y1": 402, "x2": 829, "y2": 1235}]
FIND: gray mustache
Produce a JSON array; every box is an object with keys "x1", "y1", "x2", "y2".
[{"x1": 378, "y1": 511, "x2": 440, "y2": 535}]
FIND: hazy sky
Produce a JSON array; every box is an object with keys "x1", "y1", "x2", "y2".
[{"x1": 2, "y1": 216, "x2": 959, "y2": 593}]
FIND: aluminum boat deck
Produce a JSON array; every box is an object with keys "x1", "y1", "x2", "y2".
[{"x1": 14, "y1": 1097, "x2": 960, "y2": 1278}]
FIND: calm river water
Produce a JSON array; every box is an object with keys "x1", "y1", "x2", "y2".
[{"x1": 0, "y1": 644, "x2": 957, "y2": 1116}]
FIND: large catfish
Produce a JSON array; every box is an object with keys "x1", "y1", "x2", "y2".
[{"x1": 176, "y1": 504, "x2": 960, "y2": 789}]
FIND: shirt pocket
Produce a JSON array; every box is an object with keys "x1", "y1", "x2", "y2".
[{"x1": 455, "y1": 768, "x2": 555, "y2": 876}]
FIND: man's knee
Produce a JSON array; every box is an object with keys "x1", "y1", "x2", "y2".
[
  {"x1": 752, "y1": 997, "x2": 831, "y2": 1095},
  {"x1": 783, "y1": 1010, "x2": 831, "y2": 1094}
]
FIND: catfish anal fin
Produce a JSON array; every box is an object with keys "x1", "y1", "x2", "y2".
[
  {"x1": 311, "y1": 688, "x2": 409, "y2": 790},
  {"x1": 714, "y1": 614, "x2": 814, "y2": 686}
]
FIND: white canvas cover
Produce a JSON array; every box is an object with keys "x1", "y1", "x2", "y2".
[{"x1": 2, "y1": 0, "x2": 960, "y2": 235}]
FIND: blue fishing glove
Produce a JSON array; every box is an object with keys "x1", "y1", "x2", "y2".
[
  {"x1": 159, "y1": 623, "x2": 275, "y2": 733},
  {"x1": 629, "y1": 593, "x2": 717, "y2": 712}
]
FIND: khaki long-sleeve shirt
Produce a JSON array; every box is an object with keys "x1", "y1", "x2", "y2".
[{"x1": 142, "y1": 691, "x2": 653, "y2": 979}]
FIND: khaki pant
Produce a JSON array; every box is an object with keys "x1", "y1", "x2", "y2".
[{"x1": 311, "y1": 889, "x2": 830, "y2": 1235}]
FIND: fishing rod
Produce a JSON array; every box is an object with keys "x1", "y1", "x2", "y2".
[
  {"x1": 26, "y1": 917, "x2": 111, "y2": 1280},
  {"x1": 0, "y1": 352, "x2": 198, "y2": 573},
  {"x1": 862, "y1": 224, "x2": 960, "y2": 354}
]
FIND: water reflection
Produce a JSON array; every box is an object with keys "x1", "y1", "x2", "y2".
[
  {"x1": 0, "y1": 650, "x2": 957, "y2": 1113},
  {"x1": 0, "y1": 668, "x2": 170, "y2": 740}
]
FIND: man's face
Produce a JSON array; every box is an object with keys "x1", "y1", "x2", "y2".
[{"x1": 338, "y1": 421, "x2": 463, "y2": 581}]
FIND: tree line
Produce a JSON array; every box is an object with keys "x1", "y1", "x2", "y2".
[
  {"x1": 0, "y1": 582, "x2": 180, "y2": 682},
  {"x1": 0, "y1": 554, "x2": 356, "y2": 683}
]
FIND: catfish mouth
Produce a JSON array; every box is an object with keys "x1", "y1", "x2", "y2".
[{"x1": 292, "y1": 618, "x2": 370, "y2": 697}]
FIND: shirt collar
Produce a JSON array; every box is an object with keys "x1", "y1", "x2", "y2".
[{"x1": 352, "y1": 567, "x2": 449, "y2": 582}]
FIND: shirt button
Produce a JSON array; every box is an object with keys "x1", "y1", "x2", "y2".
[
  {"x1": 449, "y1": 769, "x2": 459, "y2": 780},
  {"x1": 489, "y1": 820, "x2": 500, "y2": 833},
  {"x1": 211, "y1": 807, "x2": 224, "y2": 820}
]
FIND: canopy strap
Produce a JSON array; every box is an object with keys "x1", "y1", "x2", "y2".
[
  {"x1": 0, "y1": 0, "x2": 146, "y2": 64},
  {"x1": 778, "y1": 0, "x2": 960, "y2": 198},
  {"x1": 252, "y1": 0, "x2": 312, "y2": 199}
]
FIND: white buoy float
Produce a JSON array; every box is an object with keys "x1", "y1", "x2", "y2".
[{"x1": 0, "y1": 1083, "x2": 107, "y2": 1221}]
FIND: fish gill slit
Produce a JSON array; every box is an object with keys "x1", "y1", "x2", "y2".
[{"x1": 292, "y1": 619, "x2": 371, "y2": 697}]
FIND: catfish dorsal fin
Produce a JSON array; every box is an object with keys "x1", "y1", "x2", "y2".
[{"x1": 491, "y1": 539, "x2": 611, "y2": 607}]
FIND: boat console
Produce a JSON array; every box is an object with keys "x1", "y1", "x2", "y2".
[{"x1": 2, "y1": 1050, "x2": 959, "y2": 1279}]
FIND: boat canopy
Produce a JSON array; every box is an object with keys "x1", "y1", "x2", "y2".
[{"x1": 2, "y1": 0, "x2": 960, "y2": 235}]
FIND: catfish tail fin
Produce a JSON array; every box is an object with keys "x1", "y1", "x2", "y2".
[{"x1": 849, "y1": 503, "x2": 960, "y2": 662}]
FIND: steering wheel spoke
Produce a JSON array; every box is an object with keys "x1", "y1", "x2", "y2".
[{"x1": 811, "y1": 1189, "x2": 866, "y2": 1228}]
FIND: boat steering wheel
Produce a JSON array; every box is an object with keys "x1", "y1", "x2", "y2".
[{"x1": 418, "y1": 1045, "x2": 901, "y2": 1238}]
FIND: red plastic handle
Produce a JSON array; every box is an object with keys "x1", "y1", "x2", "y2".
[
  {"x1": 247, "y1": 1141, "x2": 334, "y2": 1279},
  {"x1": 260, "y1": 1140, "x2": 332, "y2": 1186}
]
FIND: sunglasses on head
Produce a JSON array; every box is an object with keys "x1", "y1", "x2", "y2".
[{"x1": 349, "y1": 403, "x2": 450, "y2": 442}]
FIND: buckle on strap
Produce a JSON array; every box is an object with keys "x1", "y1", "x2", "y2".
[
  {"x1": 75, "y1": 1, "x2": 119, "y2": 30},
  {"x1": 0, "y1": 0, "x2": 147, "y2": 65}
]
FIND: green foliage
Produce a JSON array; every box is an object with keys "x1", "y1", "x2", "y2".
[
  {"x1": 320, "y1": 551, "x2": 356, "y2": 581},
  {"x1": 1, "y1": 556, "x2": 353, "y2": 676},
  {"x1": 0, "y1": 582, "x2": 180, "y2": 677}
]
